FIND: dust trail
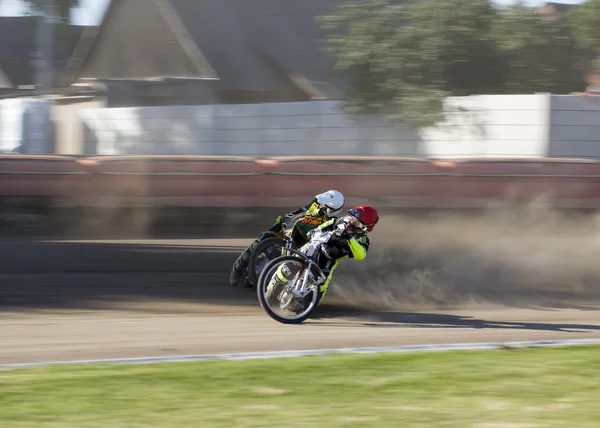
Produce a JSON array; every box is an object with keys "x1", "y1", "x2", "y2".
[{"x1": 333, "y1": 199, "x2": 600, "y2": 310}]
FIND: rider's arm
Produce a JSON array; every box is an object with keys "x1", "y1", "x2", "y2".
[
  {"x1": 277, "y1": 201, "x2": 313, "y2": 223},
  {"x1": 287, "y1": 199, "x2": 316, "y2": 216},
  {"x1": 316, "y1": 218, "x2": 336, "y2": 231},
  {"x1": 347, "y1": 234, "x2": 369, "y2": 261}
]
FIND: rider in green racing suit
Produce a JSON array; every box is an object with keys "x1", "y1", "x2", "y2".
[
  {"x1": 266, "y1": 205, "x2": 380, "y2": 310},
  {"x1": 229, "y1": 190, "x2": 345, "y2": 287}
]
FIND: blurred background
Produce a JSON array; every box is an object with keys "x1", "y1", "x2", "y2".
[{"x1": 1, "y1": 0, "x2": 600, "y2": 238}]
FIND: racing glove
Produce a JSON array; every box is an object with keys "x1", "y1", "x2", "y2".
[{"x1": 308, "y1": 227, "x2": 324, "y2": 240}]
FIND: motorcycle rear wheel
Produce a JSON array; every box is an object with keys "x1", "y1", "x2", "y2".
[{"x1": 248, "y1": 237, "x2": 289, "y2": 285}]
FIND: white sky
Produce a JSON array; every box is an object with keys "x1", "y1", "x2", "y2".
[{"x1": 0, "y1": 0, "x2": 588, "y2": 26}]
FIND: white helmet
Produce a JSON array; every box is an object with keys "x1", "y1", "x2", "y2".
[{"x1": 315, "y1": 190, "x2": 345, "y2": 217}]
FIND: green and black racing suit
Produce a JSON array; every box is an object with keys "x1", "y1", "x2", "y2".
[
  {"x1": 307, "y1": 215, "x2": 370, "y2": 303},
  {"x1": 229, "y1": 198, "x2": 337, "y2": 286},
  {"x1": 267, "y1": 215, "x2": 370, "y2": 307}
]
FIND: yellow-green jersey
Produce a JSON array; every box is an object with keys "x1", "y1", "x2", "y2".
[{"x1": 288, "y1": 199, "x2": 334, "y2": 241}]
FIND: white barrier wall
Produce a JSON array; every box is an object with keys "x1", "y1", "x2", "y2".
[
  {"x1": 548, "y1": 95, "x2": 600, "y2": 158},
  {"x1": 75, "y1": 94, "x2": 600, "y2": 158},
  {"x1": 0, "y1": 98, "x2": 54, "y2": 154},
  {"x1": 79, "y1": 101, "x2": 423, "y2": 156},
  {"x1": 0, "y1": 99, "x2": 23, "y2": 153},
  {"x1": 52, "y1": 99, "x2": 106, "y2": 154},
  {"x1": 420, "y1": 94, "x2": 550, "y2": 158}
]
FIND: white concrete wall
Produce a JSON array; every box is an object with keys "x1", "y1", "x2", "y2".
[
  {"x1": 79, "y1": 101, "x2": 423, "y2": 156},
  {"x1": 0, "y1": 98, "x2": 24, "y2": 153},
  {"x1": 52, "y1": 99, "x2": 107, "y2": 154},
  {"x1": 79, "y1": 96, "x2": 559, "y2": 158},
  {"x1": 548, "y1": 95, "x2": 600, "y2": 159},
  {"x1": 2, "y1": 94, "x2": 592, "y2": 158},
  {"x1": 420, "y1": 94, "x2": 551, "y2": 159},
  {"x1": 0, "y1": 98, "x2": 54, "y2": 154}
]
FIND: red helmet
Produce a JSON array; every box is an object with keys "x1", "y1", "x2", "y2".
[{"x1": 347, "y1": 206, "x2": 379, "y2": 232}]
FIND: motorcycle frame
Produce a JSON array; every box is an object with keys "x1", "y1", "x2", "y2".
[{"x1": 274, "y1": 238, "x2": 329, "y2": 298}]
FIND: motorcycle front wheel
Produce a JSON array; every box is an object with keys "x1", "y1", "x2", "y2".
[{"x1": 257, "y1": 256, "x2": 322, "y2": 324}]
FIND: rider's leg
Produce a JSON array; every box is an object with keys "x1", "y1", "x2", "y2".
[
  {"x1": 229, "y1": 222, "x2": 282, "y2": 286},
  {"x1": 229, "y1": 249, "x2": 251, "y2": 286},
  {"x1": 317, "y1": 256, "x2": 343, "y2": 305}
]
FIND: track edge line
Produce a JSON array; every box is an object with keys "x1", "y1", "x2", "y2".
[{"x1": 3, "y1": 338, "x2": 600, "y2": 370}]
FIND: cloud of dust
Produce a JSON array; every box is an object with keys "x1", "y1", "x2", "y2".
[{"x1": 333, "y1": 199, "x2": 600, "y2": 310}]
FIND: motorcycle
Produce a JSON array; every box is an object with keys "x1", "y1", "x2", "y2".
[
  {"x1": 246, "y1": 213, "x2": 305, "y2": 286},
  {"x1": 256, "y1": 223, "x2": 347, "y2": 324}
]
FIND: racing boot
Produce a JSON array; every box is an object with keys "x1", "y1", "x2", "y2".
[
  {"x1": 265, "y1": 264, "x2": 292, "y2": 300},
  {"x1": 229, "y1": 251, "x2": 250, "y2": 287}
]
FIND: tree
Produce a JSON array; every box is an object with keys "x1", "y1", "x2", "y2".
[
  {"x1": 493, "y1": 3, "x2": 584, "y2": 94},
  {"x1": 320, "y1": 0, "x2": 502, "y2": 129},
  {"x1": 18, "y1": 0, "x2": 80, "y2": 23},
  {"x1": 570, "y1": 0, "x2": 600, "y2": 71},
  {"x1": 320, "y1": 0, "x2": 584, "y2": 130}
]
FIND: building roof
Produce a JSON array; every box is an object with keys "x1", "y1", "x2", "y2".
[
  {"x1": 60, "y1": 0, "x2": 384, "y2": 98},
  {"x1": 167, "y1": 0, "x2": 349, "y2": 94},
  {"x1": 0, "y1": 16, "x2": 88, "y2": 88},
  {"x1": 59, "y1": 0, "x2": 218, "y2": 86}
]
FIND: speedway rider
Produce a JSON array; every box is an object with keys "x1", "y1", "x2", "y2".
[
  {"x1": 229, "y1": 190, "x2": 346, "y2": 287},
  {"x1": 266, "y1": 205, "x2": 380, "y2": 309}
]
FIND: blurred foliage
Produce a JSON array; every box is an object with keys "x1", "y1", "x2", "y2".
[
  {"x1": 493, "y1": 4, "x2": 584, "y2": 94},
  {"x1": 21, "y1": 0, "x2": 80, "y2": 22},
  {"x1": 321, "y1": 0, "x2": 586, "y2": 129},
  {"x1": 571, "y1": 0, "x2": 600, "y2": 71}
]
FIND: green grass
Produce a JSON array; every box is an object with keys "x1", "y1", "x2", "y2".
[{"x1": 2, "y1": 346, "x2": 600, "y2": 427}]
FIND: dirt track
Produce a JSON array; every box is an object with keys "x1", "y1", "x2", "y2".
[{"x1": 2, "y1": 229, "x2": 600, "y2": 365}]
